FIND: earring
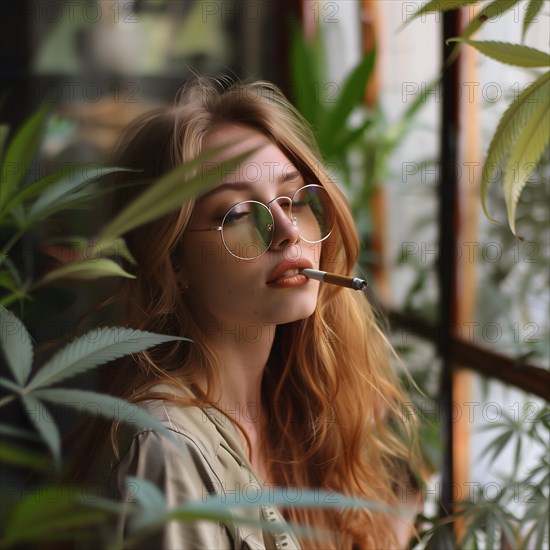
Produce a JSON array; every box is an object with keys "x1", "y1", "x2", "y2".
[{"x1": 177, "y1": 280, "x2": 189, "y2": 293}]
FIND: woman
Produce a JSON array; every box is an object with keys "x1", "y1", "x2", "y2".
[{"x1": 81, "y1": 78, "x2": 421, "y2": 549}]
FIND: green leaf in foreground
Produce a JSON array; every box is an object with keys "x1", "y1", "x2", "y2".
[
  {"x1": 503, "y1": 94, "x2": 549, "y2": 234},
  {"x1": 36, "y1": 257, "x2": 135, "y2": 287},
  {"x1": 0, "y1": 106, "x2": 50, "y2": 210},
  {"x1": 0, "y1": 442, "x2": 52, "y2": 472},
  {"x1": 20, "y1": 394, "x2": 61, "y2": 465},
  {"x1": 0, "y1": 306, "x2": 33, "y2": 386},
  {"x1": 26, "y1": 167, "x2": 127, "y2": 222},
  {"x1": 30, "y1": 388, "x2": 178, "y2": 445},
  {"x1": 0, "y1": 485, "x2": 116, "y2": 547},
  {"x1": 447, "y1": 39, "x2": 550, "y2": 68},
  {"x1": 445, "y1": 0, "x2": 521, "y2": 65},
  {"x1": 0, "y1": 423, "x2": 40, "y2": 442},
  {"x1": 522, "y1": 0, "x2": 545, "y2": 43},
  {"x1": 26, "y1": 327, "x2": 186, "y2": 390},
  {"x1": 480, "y1": 71, "x2": 549, "y2": 221},
  {"x1": 98, "y1": 142, "x2": 260, "y2": 243},
  {"x1": 400, "y1": 0, "x2": 479, "y2": 30},
  {"x1": 0, "y1": 124, "x2": 9, "y2": 163},
  {"x1": 1, "y1": 166, "x2": 72, "y2": 217},
  {"x1": 125, "y1": 476, "x2": 392, "y2": 542}
]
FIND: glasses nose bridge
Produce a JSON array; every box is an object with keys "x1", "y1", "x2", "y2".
[{"x1": 267, "y1": 194, "x2": 294, "y2": 223}]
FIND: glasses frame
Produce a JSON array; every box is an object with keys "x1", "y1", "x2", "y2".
[{"x1": 187, "y1": 184, "x2": 334, "y2": 260}]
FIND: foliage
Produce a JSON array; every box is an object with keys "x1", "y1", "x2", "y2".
[
  {"x1": 412, "y1": 405, "x2": 549, "y2": 550},
  {"x1": 406, "y1": 0, "x2": 550, "y2": 235},
  {"x1": 400, "y1": 3, "x2": 550, "y2": 548},
  {"x1": 0, "y1": 106, "x2": 261, "y2": 546},
  {"x1": 290, "y1": 26, "x2": 436, "y2": 260}
]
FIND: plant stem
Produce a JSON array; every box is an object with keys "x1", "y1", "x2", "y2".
[
  {"x1": 0, "y1": 228, "x2": 26, "y2": 266},
  {"x1": 0, "y1": 394, "x2": 16, "y2": 407}
]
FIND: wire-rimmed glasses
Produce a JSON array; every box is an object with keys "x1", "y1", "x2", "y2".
[{"x1": 187, "y1": 184, "x2": 335, "y2": 260}]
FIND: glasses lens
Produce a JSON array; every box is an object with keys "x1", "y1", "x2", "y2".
[
  {"x1": 292, "y1": 185, "x2": 335, "y2": 242},
  {"x1": 221, "y1": 201, "x2": 273, "y2": 259}
]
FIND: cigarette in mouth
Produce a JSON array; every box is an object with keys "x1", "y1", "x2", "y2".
[{"x1": 300, "y1": 269, "x2": 368, "y2": 291}]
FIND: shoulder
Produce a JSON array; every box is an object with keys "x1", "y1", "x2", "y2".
[
  {"x1": 107, "y1": 384, "x2": 301, "y2": 549},
  {"x1": 115, "y1": 383, "x2": 249, "y2": 483}
]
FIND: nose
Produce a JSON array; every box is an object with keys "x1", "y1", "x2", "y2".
[{"x1": 268, "y1": 199, "x2": 301, "y2": 250}]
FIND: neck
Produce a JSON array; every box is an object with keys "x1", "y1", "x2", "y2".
[{"x1": 201, "y1": 320, "x2": 275, "y2": 426}]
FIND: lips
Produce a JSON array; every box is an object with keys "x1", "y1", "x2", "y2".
[{"x1": 266, "y1": 259, "x2": 313, "y2": 284}]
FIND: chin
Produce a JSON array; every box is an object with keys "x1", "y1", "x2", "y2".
[{"x1": 269, "y1": 296, "x2": 318, "y2": 325}]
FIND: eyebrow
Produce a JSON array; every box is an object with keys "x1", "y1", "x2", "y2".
[{"x1": 202, "y1": 169, "x2": 303, "y2": 198}]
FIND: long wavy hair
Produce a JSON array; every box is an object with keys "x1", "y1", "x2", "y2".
[{"x1": 93, "y1": 78, "x2": 420, "y2": 549}]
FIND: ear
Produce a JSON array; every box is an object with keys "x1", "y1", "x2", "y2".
[{"x1": 172, "y1": 260, "x2": 190, "y2": 292}]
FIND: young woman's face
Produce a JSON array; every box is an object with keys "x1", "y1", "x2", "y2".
[{"x1": 178, "y1": 124, "x2": 324, "y2": 331}]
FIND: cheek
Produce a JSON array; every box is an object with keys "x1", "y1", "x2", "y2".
[{"x1": 182, "y1": 239, "x2": 255, "y2": 292}]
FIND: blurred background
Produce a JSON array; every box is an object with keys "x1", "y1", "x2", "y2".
[{"x1": 1, "y1": 1, "x2": 549, "y2": 548}]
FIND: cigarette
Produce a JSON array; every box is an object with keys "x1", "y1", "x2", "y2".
[{"x1": 300, "y1": 269, "x2": 368, "y2": 291}]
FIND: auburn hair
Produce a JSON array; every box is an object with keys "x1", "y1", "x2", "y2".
[{"x1": 91, "y1": 78, "x2": 421, "y2": 549}]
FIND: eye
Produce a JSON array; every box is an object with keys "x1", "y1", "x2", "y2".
[
  {"x1": 224, "y1": 202, "x2": 254, "y2": 226},
  {"x1": 292, "y1": 198, "x2": 309, "y2": 209}
]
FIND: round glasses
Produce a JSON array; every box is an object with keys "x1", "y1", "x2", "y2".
[{"x1": 188, "y1": 184, "x2": 335, "y2": 260}]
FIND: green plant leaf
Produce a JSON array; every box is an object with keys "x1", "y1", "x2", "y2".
[
  {"x1": 124, "y1": 477, "x2": 167, "y2": 511},
  {"x1": 424, "y1": 523, "x2": 456, "y2": 550},
  {"x1": 318, "y1": 49, "x2": 375, "y2": 152},
  {"x1": 494, "y1": 511, "x2": 519, "y2": 548},
  {"x1": 480, "y1": 71, "x2": 549, "y2": 221},
  {"x1": 0, "y1": 423, "x2": 40, "y2": 442},
  {"x1": 531, "y1": 500, "x2": 549, "y2": 549},
  {"x1": 0, "y1": 306, "x2": 33, "y2": 386},
  {"x1": 36, "y1": 257, "x2": 136, "y2": 286},
  {"x1": 26, "y1": 327, "x2": 186, "y2": 390},
  {"x1": 20, "y1": 394, "x2": 61, "y2": 464},
  {"x1": 0, "y1": 441, "x2": 52, "y2": 472},
  {"x1": 522, "y1": 0, "x2": 545, "y2": 42},
  {"x1": 0, "y1": 485, "x2": 115, "y2": 546},
  {"x1": 127, "y1": 480, "x2": 390, "y2": 541},
  {"x1": 0, "y1": 376, "x2": 23, "y2": 394},
  {"x1": 0, "y1": 106, "x2": 50, "y2": 210},
  {"x1": 0, "y1": 269, "x2": 19, "y2": 292},
  {"x1": 486, "y1": 512, "x2": 496, "y2": 549},
  {"x1": 503, "y1": 93, "x2": 549, "y2": 234},
  {"x1": 0, "y1": 165, "x2": 73, "y2": 217},
  {"x1": 401, "y1": 0, "x2": 479, "y2": 29},
  {"x1": 334, "y1": 115, "x2": 375, "y2": 152},
  {"x1": 480, "y1": 431, "x2": 512, "y2": 463},
  {"x1": 0, "y1": 267, "x2": 29, "y2": 307},
  {"x1": 447, "y1": 0, "x2": 521, "y2": 64},
  {"x1": 512, "y1": 434, "x2": 522, "y2": 477},
  {"x1": 447, "y1": 39, "x2": 550, "y2": 67},
  {"x1": 0, "y1": 123, "x2": 9, "y2": 163},
  {"x1": 30, "y1": 388, "x2": 177, "y2": 444},
  {"x1": 290, "y1": 23, "x2": 321, "y2": 127},
  {"x1": 25, "y1": 166, "x2": 125, "y2": 223},
  {"x1": 98, "y1": 143, "x2": 258, "y2": 244},
  {"x1": 75, "y1": 236, "x2": 136, "y2": 265}
]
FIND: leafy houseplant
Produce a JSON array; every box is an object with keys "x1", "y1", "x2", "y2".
[
  {"x1": 290, "y1": 27, "x2": 435, "y2": 267},
  {"x1": 407, "y1": 0, "x2": 550, "y2": 235},
  {"x1": 0, "y1": 106, "x2": 262, "y2": 546},
  {"x1": 402, "y1": 2, "x2": 550, "y2": 548}
]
